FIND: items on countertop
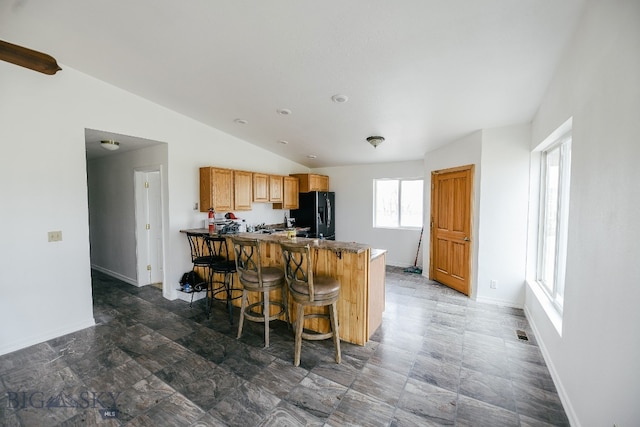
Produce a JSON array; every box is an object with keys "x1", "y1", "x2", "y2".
[{"x1": 199, "y1": 212, "x2": 309, "y2": 237}]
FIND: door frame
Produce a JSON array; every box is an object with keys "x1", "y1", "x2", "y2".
[
  {"x1": 429, "y1": 164, "x2": 474, "y2": 296},
  {"x1": 134, "y1": 166, "x2": 165, "y2": 287}
]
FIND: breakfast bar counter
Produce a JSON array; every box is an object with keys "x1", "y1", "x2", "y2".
[{"x1": 181, "y1": 229, "x2": 386, "y2": 345}]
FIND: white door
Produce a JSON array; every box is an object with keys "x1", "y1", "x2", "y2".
[{"x1": 135, "y1": 169, "x2": 164, "y2": 286}]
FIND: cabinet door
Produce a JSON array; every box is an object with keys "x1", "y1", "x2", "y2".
[
  {"x1": 199, "y1": 167, "x2": 214, "y2": 212},
  {"x1": 214, "y1": 168, "x2": 234, "y2": 211},
  {"x1": 253, "y1": 173, "x2": 269, "y2": 202},
  {"x1": 234, "y1": 170, "x2": 253, "y2": 210},
  {"x1": 200, "y1": 167, "x2": 233, "y2": 212},
  {"x1": 290, "y1": 173, "x2": 329, "y2": 192},
  {"x1": 269, "y1": 175, "x2": 283, "y2": 202},
  {"x1": 283, "y1": 176, "x2": 299, "y2": 209},
  {"x1": 310, "y1": 174, "x2": 329, "y2": 191},
  {"x1": 272, "y1": 176, "x2": 299, "y2": 210}
]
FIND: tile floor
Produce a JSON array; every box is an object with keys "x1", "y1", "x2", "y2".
[{"x1": 0, "y1": 267, "x2": 569, "y2": 426}]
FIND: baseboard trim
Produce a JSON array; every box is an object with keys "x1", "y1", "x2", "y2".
[
  {"x1": 524, "y1": 304, "x2": 580, "y2": 427},
  {"x1": 0, "y1": 317, "x2": 96, "y2": 357},
  {"x1": 91, "y1": 264, "x2": 138, "y2": 286},
  {"x1": 476, "y1": 295, "x2": 523, "y2": 309}
]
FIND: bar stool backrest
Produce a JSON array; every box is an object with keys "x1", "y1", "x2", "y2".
[
  {"x1": 186, "y1": 232, "x2": 209, "y2": 265},
  {"x1": 231, "y1": 236, "x2": 263, "y2": 284},
  {"x1": 281, "y1": 242, "x2": 315, "y2": 302},
  {"x1": 204, "y1": 236, "x2": 231, "y2": 264}
]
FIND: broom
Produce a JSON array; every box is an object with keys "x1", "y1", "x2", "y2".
[{"x1": 404, "y1": 226, "x2": 423, "y2": 274}]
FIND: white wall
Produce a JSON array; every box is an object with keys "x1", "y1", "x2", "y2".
[
  {"x1": 476, "y1": 125, "x2": 530, "y2": 306},
  {"x1": 0, "y1": 67, "x2": 95, "y2": 355},
  {"x1": 313, "y1": 161, "x2": 424, "y2": 267},
  {"x1": 525, "y1": 0, "x2": 640, "y2": 425},
  {"x1": 0, "y1": 62, "x2": 304, "y2": 355},
  {"x1": 423, "y1": 131, "x2": 483, "y2": 298}
]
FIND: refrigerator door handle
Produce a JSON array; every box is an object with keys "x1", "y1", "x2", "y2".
[{"x1": 327, "y1": 196, "x2": 331, "y2": 227}]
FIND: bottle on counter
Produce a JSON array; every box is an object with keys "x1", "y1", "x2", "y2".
[{"x1": 239, "y1": 220, "x2": 247, "y2": 233}]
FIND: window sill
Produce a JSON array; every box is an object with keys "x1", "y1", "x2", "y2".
[
  {"x1": 373, "y1": 226, "x2": 423, "y2": 231},
  {"x1": 526, "y1": 279, "x2": 563, "y2": 337}
]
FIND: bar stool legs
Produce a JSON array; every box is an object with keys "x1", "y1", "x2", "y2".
[
  {"x1": 294, "y1": 303, "x2": 304, "y2": 366},
  {"x1": 232, "y1": 235, "x2": 288, "y2": 348},
  {"x1": 281, "y1": 241, "x2": 341, "y2": 367},
  {"x1": 236, "y1": 287, "x2": 288, "y2": 348},
  {"x1": 329, "y1": 301, "x2": 341, "y2": 364}
]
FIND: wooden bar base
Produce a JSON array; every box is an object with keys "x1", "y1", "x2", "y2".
[{"x1": 182, "y1": 230, "x2": 386, "y2": 345}]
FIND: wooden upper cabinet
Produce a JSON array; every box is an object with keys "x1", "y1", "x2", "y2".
[
  {"x1": 253, "y1": 173, "x2": 269, "y2": 203},
  {"x1": 200, "y1": 167, "x2": 233, "y2": 212},
  {"x1": 233, "y1": 170, "x2": 253, "y2": 211},
  {"x1": 269, "y1": 175, "x2": 284, "y2": 202},
  {"x1": 291, "y1": 173, "x2": 329, "y2": 192},
  {"x1": 283, "y1": 176, "x2": 299, "y2": 209},
  {"x1": 201, "y1": 166, "x2": 299, "y2": 212}
]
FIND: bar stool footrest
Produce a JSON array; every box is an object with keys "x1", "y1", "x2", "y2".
[
  {"x1": 210, "y1": 281, "x2": 242, "y2": 299},
  {"x1": 245, "y1": 301, "x2": 287, "y2": 323},
  {"x1": 301, "y1": 330, "x2": 335, "y2": 340}
]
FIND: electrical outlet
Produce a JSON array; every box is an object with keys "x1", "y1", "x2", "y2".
[
  {"x1": 48, "y1": 230, "x2": 62, "y2": 242},
  {"x1": 193, "y1": 202, "x2": 199, "y2": 210},
  {"x1": 490, "y1": 280, "x2": 497, "y2": 289}
]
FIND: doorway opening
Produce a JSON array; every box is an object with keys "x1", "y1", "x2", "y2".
[{"x1": 85, "y1": 128, "x2": 168, "y2": 294}]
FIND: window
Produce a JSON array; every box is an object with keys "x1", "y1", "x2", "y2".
[
  {"x1": 537, "y1": 129, "x2": 572, "y2": 313},
  {"x1": 374, "y1": 178, "x2": 423, "y2": 228}
]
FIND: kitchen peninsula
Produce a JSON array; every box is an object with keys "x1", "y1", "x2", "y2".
[{"x1": 181, "y1": 229, "x2": 386, "y2": 345}]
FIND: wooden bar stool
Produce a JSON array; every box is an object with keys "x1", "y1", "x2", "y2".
[
  {"x1": 280, "y1": 241, "x2": 341, "y2": 367},
  {"x1": 204, "y1": 236, "x2": 241, "y2": 324},
  {"x1": 231, "y1": 235, "x2": 289, "y2": 348}
]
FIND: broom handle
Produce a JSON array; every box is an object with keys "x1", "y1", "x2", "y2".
[{"x1": 414, "y1": 227, "x2": 424, "y2": 267}]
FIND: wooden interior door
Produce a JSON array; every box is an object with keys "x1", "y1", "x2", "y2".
[{"x1": 430, "y1": 165, "x2": 473, "y2": 296}]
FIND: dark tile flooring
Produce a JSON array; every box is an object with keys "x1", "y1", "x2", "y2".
[{"x1": 0, "y1": 267, "x2": 569, "y2": 426}]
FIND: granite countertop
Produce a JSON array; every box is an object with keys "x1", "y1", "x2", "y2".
[
  {"x1": 180, "y1": 228, "x2": 370, "y2": 254},
  {"x1": 370, "y1": 248, "x2": 387, "y2": 260}
]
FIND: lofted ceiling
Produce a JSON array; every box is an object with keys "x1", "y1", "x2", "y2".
[{"x1": 0, "y1": 0, "x2": 585, "y2": 167}]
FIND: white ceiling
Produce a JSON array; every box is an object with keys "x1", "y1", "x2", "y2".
[{"x1": 1, "y1": 0, "x2": 585, "y2": 167}]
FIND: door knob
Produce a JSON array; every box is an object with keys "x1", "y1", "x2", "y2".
[{"x1": 464, "y1": 237, "x2": 470, "y2": 241}]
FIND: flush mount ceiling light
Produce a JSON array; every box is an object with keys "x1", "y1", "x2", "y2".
[
  {"x1": 276, "y1": 108, "x2": 292, "y2": 116},
  {"x1": 100, "y1": 140, "x2": 120, "y2": 151},
  {"x1": 367, "y1": 136, "x2": 385, "y2": 149},
  {"x1": 331, "y1": 94, "x2": 349, "y2": 103}
]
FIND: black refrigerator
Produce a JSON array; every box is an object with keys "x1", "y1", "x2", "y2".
[{"x1": 291, "y1": 191, "x2": 335, "y2": 240}]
